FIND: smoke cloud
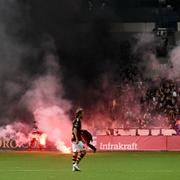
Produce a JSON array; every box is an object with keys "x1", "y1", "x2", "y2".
[
  {"x1": 169, "y1": 45, "x2": 180, "y2": 79},
  {"x1": 0, "y1": 0, "x2": 30, "y2": 125},
  {"x1": 0, "y1": 0, "x2": 30, "y2": 77},
  {"x1": 21, "y1": 53, "x2": 72, "y2": 152},
  {"x1": 0, "y1": 122, "x2": 30, "y2": 147},
  {"x1": 0, "y1": 0, "x2": 180, "y2": 149},
  {"x1": 0, "y1": 0, "x2": 73, "y2": 152}
]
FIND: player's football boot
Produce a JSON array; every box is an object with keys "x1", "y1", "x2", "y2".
[
  {"x1": 72, "y1": 163, "x2": 80, "y2": 171},
  {"x1": 72, "y1": 165, "x2": 76, "y2": 171}
]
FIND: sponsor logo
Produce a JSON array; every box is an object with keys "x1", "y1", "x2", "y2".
[
  {"x1": 100, "y1": 142, "x2": 138, "y2": 150},
  {"x1": 0, "y1": 138, "x2": 28, "y2": 149}
]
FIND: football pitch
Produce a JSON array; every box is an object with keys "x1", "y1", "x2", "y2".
[{"x1": 0, "y1": 151, "x2": 180, "y2": 180}]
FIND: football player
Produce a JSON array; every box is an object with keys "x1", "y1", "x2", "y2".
[{"x1": 71, "y1": 108, "x2": 86, "y2": 171}]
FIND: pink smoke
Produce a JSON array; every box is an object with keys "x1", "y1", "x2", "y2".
[
  {"x1": 169, "y1": 45, "x2": 180, "y2": 79},
  {"x1": 0, "y1": 122, "x2": 30, "y2": 147},
  {"x1": 20, "y1": 53, "x2": 72, "y2": 153},
  {"x1": 34, "y1": 106, "x2": 71, "y2": 153}
]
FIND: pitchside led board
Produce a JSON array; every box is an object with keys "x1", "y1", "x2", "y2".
[
  {"x1": 0, "y1": 138, "x2": 28, "y2": 150},
  {"x1": 1, "y1": 136, "x2": 180, "y2": 151},
  {"x1": 96, "y1": 136, "x2": 180, "y2": 151},
  {"x1": 0, "y1": 138, "x2": 55, "y2": 150}
]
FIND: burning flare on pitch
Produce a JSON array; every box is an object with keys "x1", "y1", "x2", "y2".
[
  {"x1": 39, "y1": 133, "x2": 48, "y2": 146},
  {"x1": 33, "y1": 106, "x2": 72, "y2": 153}
]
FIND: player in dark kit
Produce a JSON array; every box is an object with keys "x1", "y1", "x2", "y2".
[
  {"x1": 71, "y1": 108, "x2": 86, "y2": 171},
  {"x1": 81, "y1": 129, "x2": 96, "y2": 152}
]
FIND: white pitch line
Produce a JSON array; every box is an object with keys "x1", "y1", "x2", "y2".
[
  {"x1": 0, "y1": 169, "x2": 62, "y2": 172},
  {"x1": 95, "y1": 169, "x2": 180, "y2": 174},
  {"x1": 128, "y1": 170, "x2": 176, "y2": 173}
]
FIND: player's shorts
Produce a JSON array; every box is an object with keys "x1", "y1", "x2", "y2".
[{"x1": 72, "y1": 141, "x2": 85, "y2": 153}]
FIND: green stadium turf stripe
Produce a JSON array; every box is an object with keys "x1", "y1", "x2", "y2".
[{"x1": 0, "y1": 169, "x2": 179, "y2": 173}]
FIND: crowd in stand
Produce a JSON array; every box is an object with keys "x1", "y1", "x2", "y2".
[{"x1": 110, "y1": 75, "x2": 180, "y2": 129}]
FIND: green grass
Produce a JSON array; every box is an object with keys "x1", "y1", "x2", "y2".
[{"x1": 0, "y1": 151, "x2": 180, "y2": 180}]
